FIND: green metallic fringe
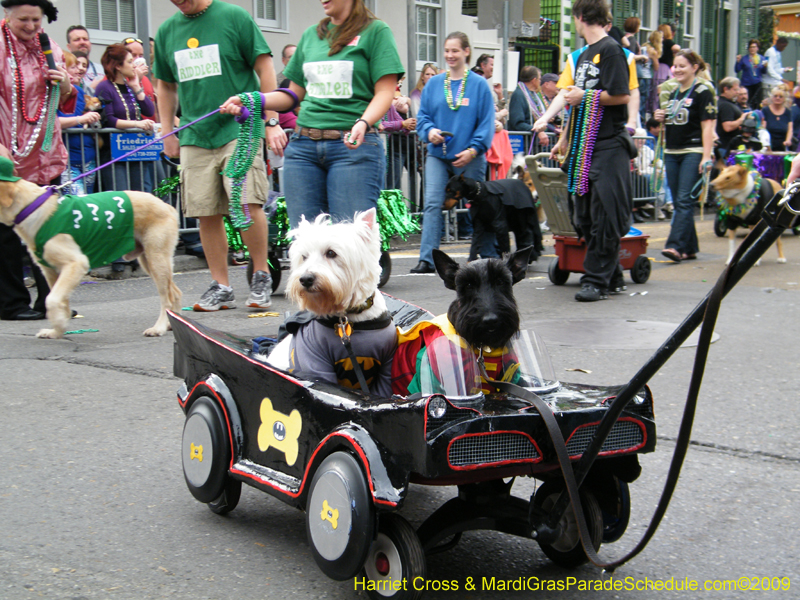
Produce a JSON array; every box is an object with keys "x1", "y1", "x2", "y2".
[
  {"x1": 270, "y1": 197, "x2": 291, "y2": 247},
  {"x1": 224, "y1": 215, "x2": 247, "y2": 258},
  {"x1": 153, "y1": 174, "x2": 180, "y2": 198},
  {"x1": 376, "y1": 190, "x2": 420, "y2": 252},
  {"x1": 265, "y1": 193, "x2": 419, "y2": 252}
]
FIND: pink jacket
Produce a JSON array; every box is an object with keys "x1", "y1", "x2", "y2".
[{"x1": 0, "y1": 22, "x2": 69, "y2": 184}]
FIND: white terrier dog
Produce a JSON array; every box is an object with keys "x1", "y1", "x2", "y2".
[{"x1": 267, "y1": 209, "x2": 396, "y2": 397}]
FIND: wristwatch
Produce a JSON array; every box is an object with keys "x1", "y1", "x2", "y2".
[{"x1": 266, "y1": 118, "x2": 280, "y2": 127}]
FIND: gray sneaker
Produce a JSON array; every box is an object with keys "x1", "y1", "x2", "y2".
[
  {"x1": 247, "y1": 270, "x2": 272, "y2": 309},
  {"x1": 193, "y1": 281, "x2": 236, "y2": 312}
]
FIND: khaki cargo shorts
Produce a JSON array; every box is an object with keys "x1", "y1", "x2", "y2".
[{"x1": 179, "y1": 139, "x2": 269, "y2": 218}]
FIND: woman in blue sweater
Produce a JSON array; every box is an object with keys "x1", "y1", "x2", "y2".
[
  {"x1": 410, "y1": 31, "x2": 495, "y2": 273},
  {"x1": 735, "y1": 40, "x2": 768, "y2": 110}
]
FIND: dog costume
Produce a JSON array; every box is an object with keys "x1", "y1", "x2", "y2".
[
  {"x1": 33, "y1": 191, "x2": 134, "y2": 268},
  {"x1": 391, "y1": 314, "x2": 521, "y2": 397},
  {"x1": 460, "y1": 178, "x2": 542, "y2": 262},
  {"x1": 281, "y1": 308, "x2": 397, "y2": 398},
  {"x1": 718, "y1": 171, "x2": 773, "y2": 230}
]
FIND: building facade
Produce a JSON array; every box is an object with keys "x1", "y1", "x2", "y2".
[{"x1": 41, "y1": 0, "x2": 758, "y2": 92}]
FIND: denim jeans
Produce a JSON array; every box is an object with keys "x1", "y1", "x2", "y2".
[
  {"x1": 418, "y1": 154, "x2": 490, "y2": 265},
  {"x1": 664, "y1": 152, "x2": 701, "y2": 256},
  {"x1": 283, "y1": 131, "x2": 385, "y2": 227}
]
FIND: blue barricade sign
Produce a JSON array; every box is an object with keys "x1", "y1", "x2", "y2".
[
  {"x1": 110, "y1": 132, "x2": 163, "y2": 162},
  {"x1": 509, "y1": 134, "x2": 525, "y2": 155}
]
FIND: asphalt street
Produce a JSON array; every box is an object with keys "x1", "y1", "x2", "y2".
[{"x1": 1, "y1": 217, "x2": 798, "y2": 599}]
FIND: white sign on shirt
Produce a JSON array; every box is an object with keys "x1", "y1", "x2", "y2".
[
  {"x1": 174, "y1": 44, "x2": 222, "y2": 83},
  {"x1": 304, "y1": 61, "x2": 354, "y2": 99}
]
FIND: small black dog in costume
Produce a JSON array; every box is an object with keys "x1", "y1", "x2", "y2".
[{"x1": 444, "y1": 174, "x2": 543, "y2": 262}]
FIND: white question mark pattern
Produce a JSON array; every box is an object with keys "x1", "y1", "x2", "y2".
[
  {"x1": 105, "y1": 210, "x2": 115, "y2": 229},
  {"x1": 114, "y1": 196, "x2": 126, "y2": 213},
  {"x1": 86, "y1": 203, "x2": 99, "y2": 221},
  {"x1": 72, "y1": 210, "x2": 83, "y2": 229}
]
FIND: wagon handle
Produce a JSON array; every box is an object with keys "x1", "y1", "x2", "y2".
[{"x1": 542, "y1": 186, "x2": 800, "y2": 571}]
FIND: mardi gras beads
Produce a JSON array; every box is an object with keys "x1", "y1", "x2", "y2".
[
  {"x1": 224, "y1": 92, "x2": 264, "y2": 230},
  {"x1": 444, "y1": 69, "x2": 469, "y2": 110}
]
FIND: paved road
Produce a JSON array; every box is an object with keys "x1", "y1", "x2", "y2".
[{"x1": 1, "y1": 218, "x2": 798, "y2": 599}]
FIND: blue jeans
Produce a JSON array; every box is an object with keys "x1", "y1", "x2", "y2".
[
  {"x1": 418, "y1": 154, "x2": 490, "y2": 265},
  {"x1": 664, "y1": 152, "x2": 701, "y2": 256},
  {"x1": 283, "y1": 131, "x2": 385, "y2": 227},
  {"x1": 638, "y1": 78, "x2": 651, "y2": 123}
]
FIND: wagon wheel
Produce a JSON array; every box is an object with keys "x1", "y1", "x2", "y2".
[
  {"x1": 245, "y1": 250, "x2": 282, "y2": 292},
  {"x1": 378, "y1": 251, "x2": 392, "y2": 289},
  {"x1": 208, "y1": 477, "x2": 242, "y2": 515},
  {"x1": 361, "y1": 514, "x2": 426, "y2": 600},
  {"x1": 548, "y1": 257, "x2": 570, "y2": 285},
  {"x1": 629, "y1": 255, "x2": 651, "y2": 284},
  {"x1": 182, "y1": 396, "x2": 234, "y2": 507},
  {"x1": 532, "y1": 479, "x2": 603, "y2": 568},
  {"x1": 714, "y1": 214, "x2": 728, "y2": 237},
  {"x1": 600, "y1": 477, "x2": 631, "y2": 544},
  {"x1": 306, "y1": 451, "x2": 375, "y2": 581}
]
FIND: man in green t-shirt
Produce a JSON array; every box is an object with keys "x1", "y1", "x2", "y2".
[{"x1": 154, "y1": 0, "x2": 286, "y2": 312}]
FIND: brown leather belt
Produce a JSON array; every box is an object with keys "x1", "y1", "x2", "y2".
[{"x1": 295, "y1": 125, "x2": 376, "y2": 140}]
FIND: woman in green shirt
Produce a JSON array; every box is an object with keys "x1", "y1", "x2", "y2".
[{"x1": 223, "y1": 0, "x2": 403, "y2": 227}]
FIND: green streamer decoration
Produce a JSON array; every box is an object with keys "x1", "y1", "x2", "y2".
[
  {"x1": 376, "y1": 190, "x2": 420, "y2": 252},
  {"x1": 224, "y1": 215, "x2": 248, "y2": 258},
  {"x1": 270, "y1": 197, "x2": 291, "y2": 248},
  {"x1": 224, "y1": 92, "x2": 264, "y2": 231}
]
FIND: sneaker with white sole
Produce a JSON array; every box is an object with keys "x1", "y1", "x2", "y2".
[
  {"x1": 609, "y1": 274, "x2": 627, "y2": 295},
  {"x1": 247, "y1": 270, "x2": 272, "y2": 309},
  {"x1": 193, "y1": 281, "x2": 236, "y2": 312}
]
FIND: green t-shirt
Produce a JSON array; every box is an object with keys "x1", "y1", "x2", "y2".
[
  {"x1": 153, "y1": 0, "x2": 271, "y2": 148},
  {"x1": 283, "y1": 20, "x2": 404, "y2": 130},
  {"x1": 34, "y1": 192, "x2": 135, "y2": 269}
]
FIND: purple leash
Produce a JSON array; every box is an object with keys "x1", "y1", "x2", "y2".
[{"x1": 61, "y1": 108, "x2": 223, "y2": 189}]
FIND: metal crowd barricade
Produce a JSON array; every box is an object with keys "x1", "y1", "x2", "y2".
[{"x1": 379, "y1": 130, "x2": 660, "y2": 246}]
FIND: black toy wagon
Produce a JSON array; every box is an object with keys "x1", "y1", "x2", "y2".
[{"x1": 169, "y1": 295, "x2": 656, "y2": 599}]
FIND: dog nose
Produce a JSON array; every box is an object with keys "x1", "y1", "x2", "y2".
[
  {"x1": 482, "y1": 314, "x2": 501, "y2": 332},
  {"x1": 299, "y1": 273, "x2": 316, "y2": 289}
]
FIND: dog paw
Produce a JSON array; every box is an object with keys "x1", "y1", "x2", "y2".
[
  {"x1": 37, "y1": 328, "x2": 63, "y2": 339},
  {"x1": 777, "y1": 257, "x2": 787, "y2": 264},
  {"x1": 143, "y1": 326, "x2": 167, "y2": 337}
]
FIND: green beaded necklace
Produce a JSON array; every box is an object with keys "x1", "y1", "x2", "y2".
[
  {"x1": 444, "y1": 69, "x2": 469, "y2": 110},
  {"x1": 223, "y1": 92, "x2": 263, "y2": 230}
]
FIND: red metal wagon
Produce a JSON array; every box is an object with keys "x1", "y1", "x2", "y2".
[{"x1": 526, "y1": 153, "x2": 651, "y2": 286}]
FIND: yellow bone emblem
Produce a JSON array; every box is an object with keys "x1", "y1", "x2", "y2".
[
  {"x1": 320, "y1": 499, "x2": 339, "y2": 530},
  {"x1": 189, "y1": 443, "x2": 203, "y2": 462},
  {"x1": 257, "y1": 397, "x2": 302, "y2": 466}
]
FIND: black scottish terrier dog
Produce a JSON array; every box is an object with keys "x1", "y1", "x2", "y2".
[
  {"x1": 444, "y1": 175, "x2": 543, "y2": 264},
  {"x1": 431, "y1": 246, "x2": 532, "y2": 349}
]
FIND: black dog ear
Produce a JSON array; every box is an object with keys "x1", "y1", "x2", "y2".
[
  {"x1": 506, "y1": 246, "x2": 533, "y2": 284},
  {"x1": 432, "y1": 248, "x2": 460, "y2": 290}
]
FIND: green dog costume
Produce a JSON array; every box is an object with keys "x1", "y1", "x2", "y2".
[{"x1": 33, "y1": 192, "x2": 135, "y2": 269}]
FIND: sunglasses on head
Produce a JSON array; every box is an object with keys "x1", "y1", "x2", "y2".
[{"x1": 123, "y1": 38, "x2": 143, "y2": 45}]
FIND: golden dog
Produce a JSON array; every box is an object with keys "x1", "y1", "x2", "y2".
[
  {"x1": 711, "y1": 164, "x2": 784, "y2": 266},
  {"x1": 0, "y1": 175, "x2": 182, "y2": 339}
]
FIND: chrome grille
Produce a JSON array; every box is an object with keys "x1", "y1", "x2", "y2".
[
  {"x1": 449, "y1": 433, "x2": 539, "y2": 467},
  {"x1": 566, "y1": 420, "x2": 644, "y2": 456}
]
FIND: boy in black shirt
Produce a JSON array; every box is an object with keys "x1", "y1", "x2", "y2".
[{"x1": 533, "y1": 0, "x2": 635, "y2": 301}]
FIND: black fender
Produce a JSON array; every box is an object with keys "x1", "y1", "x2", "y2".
[
  {"x1": 178, "y1": 374, "x2": 244, "y2": 468},
  {"x1": 304, "y1": 423, "x2": 409, "y2": 511}
]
